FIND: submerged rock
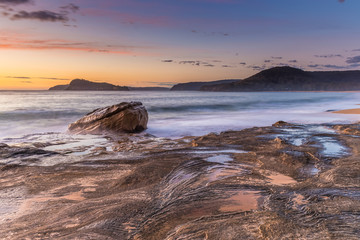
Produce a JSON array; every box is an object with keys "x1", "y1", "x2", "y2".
[{"x1": 68, "y1": 102, "x2": 148, "y2": 135}]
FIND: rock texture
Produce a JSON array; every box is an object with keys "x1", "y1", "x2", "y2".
[
  {"x1": 68, "y1": 102, "x2": 148, "y2": 134},
  {"x1": 1, "y1": 122, "x2": 360, "y2": 239},
  {"x1": 49, "y1": 79, "x2": 129, "y2": 91},
  {"x1": 201, "y1": 66, "x2": 360, "y2": 91}
]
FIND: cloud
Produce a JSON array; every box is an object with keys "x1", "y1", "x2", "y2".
[
  {"x1": 5, "y1": 76, "x2": 70, "y2": 80},
  {"x1": 289, "y1": 60, "x2": 297, "y2": 63},
  {"x1": 338, "y1": 0, "x2": 345, "y2": 2},
  {"x1": 6, "y1": 76, "x2": 30, "y2": 79},
  {"x1": 177, "y1": 60, "x2": 218, "y2": 67},
  {"x1": 179, "y1": 60, "x2": 200, "y2": 66},
  {"x1": 264, "y1": 60, "x2": 271, "y2": 63},
  {"x1": 271, "y1": 56, "x2": 282, "y2": 59},
  {"x1": 12, "y1": 10, "x2": 68, "y2": 22},
  {"x1": 322, "y1": 64, "x2": 348, "y2": 69},
  {"x1": 222, "y1": 64, "x2": 234, "y2": 68},
  {"x1": 0, "y1": 0, "x2": 30, "y2": 5},
  {"x1": 314, "y1": 54, "x2": 343, "y2": 58},
  {"x1": 307, "y1": 63, "x2": 359, "y2": 70},
  {"x1": 346, "y1": 56, "x2": 360, "y2": 64},
  {"x1": 352, "y1": 49, "x2": 360, "y2": 52},
  {"x1": 161, "y1": 59, "x2": 173, "y2": 62},
  {"x1": 38, "y1": 77, "x2": 69, "y2": 80},
  {"x1": 308, "y1": 64, "x2": 320, "y2": 68},
  {"x1": 21, "y1": 80, "x2": 32, "y2": 83},
  {"x1": 191, "y1": 29, "x2": 230, "y2": 37},
  {"x1": 239, "y1": 62, "x2": 246, "y2": 65},
  {"x1": 60, "y1": 3, "x2": 79, "y2": 14},
  {"x1": 3, "y1": 3, "x2": 80, "y2": 24},
  {"x1": 248, "y1": 65, "x2": 266, "y2": 71},
  {"x1": 0, "y1": 36, "x2": 140, "y2": 55}
]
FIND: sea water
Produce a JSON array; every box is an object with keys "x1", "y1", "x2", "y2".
[{"x1": 1, "y1": 91, "x2": 360, "y2": 141}]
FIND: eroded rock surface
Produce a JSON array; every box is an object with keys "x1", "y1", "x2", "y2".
[
  {"x1": 1, "y1": 122, "x2": 360, "y2": 239},
  {"x1": 68, "y1": 102, "x2": 148, "y2": 135}
]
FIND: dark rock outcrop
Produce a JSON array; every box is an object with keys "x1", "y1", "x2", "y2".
[
  {"x1": 68, "y1": 102, "x2": 148, "y2": 135},
  {"x1": 49, "y1": 79, "x2": 129, "y2": 91},
  {"x1": 201, "y1": 66, "x2": 360, "y2": 91},
  {"x1": 0, "y1": 144, "x2": 58, "y2": 159},
  {"x1": 171, "y1": 79, "x2": 239, "y2": 91},
  {"x1": 48, "y1": 84, "x2": 69, "y2": 90}
]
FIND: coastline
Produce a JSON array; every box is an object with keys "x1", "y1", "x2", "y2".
[{"x1": 1, "y1": 121, "x2": 360, "y2": 239}]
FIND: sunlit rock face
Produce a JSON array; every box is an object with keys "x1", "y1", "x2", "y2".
[{"x1": 68, "y1": 102, "x2": 148, "y2": 135}]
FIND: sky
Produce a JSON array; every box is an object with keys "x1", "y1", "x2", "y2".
[{"x1": 0, "y1": 0, "x2": 360, "y2": 89}]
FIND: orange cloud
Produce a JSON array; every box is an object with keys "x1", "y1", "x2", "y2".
[{"x1": 0, "y1": 36, "x2": 139, "y2": 54}]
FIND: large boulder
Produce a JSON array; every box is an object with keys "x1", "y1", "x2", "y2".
[{"x1": 68, "y1": 102, "x2": 148, "y2": 135}]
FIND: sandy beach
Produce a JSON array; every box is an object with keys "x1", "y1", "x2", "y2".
[{"x1": 333, "y1": 108, "x2": 360, "y2": 114}]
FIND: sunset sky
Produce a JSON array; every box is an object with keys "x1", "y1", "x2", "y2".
[{"x1": 1, "y1": 0, "x2": 360, "y2": 89}]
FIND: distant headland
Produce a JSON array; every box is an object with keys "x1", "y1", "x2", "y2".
[
  {"x1": 49, "y1": 79, "x2": 169, "y2": 91},
  {"x1": 49, "y1": 79, "x2": 129, "y2": 91},
  {"x1": 200, "y1": 66, "x2": 360, "y2": 92},
  {"x1": 49, "y1": 67, "x2": 360, "y2": 92}
]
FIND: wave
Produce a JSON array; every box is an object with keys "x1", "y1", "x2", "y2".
[
  {"x1": 0, "y1": 110, "x2": 86, "y2": 121},
  {"x1": 147, "y1": 96, "x2": 344, "y2": 113}
]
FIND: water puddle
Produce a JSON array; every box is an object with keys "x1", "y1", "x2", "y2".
[
  {"x1": 308, "y1": 126, "x2": 336, "y2": 134},
  {"x1": 265, "y1": 171, "x2": 297, "y2": 185},
  {"x1": 301, "y1": 165, "x2": 320, "y2": 176},
  {"x1": 321, "y1": 140, "x2": 347, "y2": 157},
  {"x1": 206, "y1": 166, "x2": 246, "y2": 183},
  {"x1": 192, "y1": 149, "x2": 247, "y2": 154},
  {"x1": 314, "y1": 137, "x2": 348, "y2": 157},
  {"x1": 206, "y1": 154, "x2": 233, "y2": 164},
  {"x1": 219, "y1": 191, "x2": 260, "y2": 212},
  {"x1": 289, "y1": 137, "x2": 307, "y2": 146},
  {"x1": 262, "y1": 171, "x2": 297, "y2": 186}
]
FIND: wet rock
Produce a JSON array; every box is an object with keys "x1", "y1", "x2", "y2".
[
  {"x1": 0, "y1": 164, "x2": 21, "y2": 171},
  {"x1": 272, "y1": 120, "x2": 292, "y2": 127},
  {"x1": 0, "y1": 143, "x2": 8, "y2": 148},
  {"x1": 68, "y1": 102, "x2": 148, "y2": 135},
  {"x1": 1, "y1": 122, "x2": 360, "y2": 239},
  {"x1": 0, "y1": 145, "x2": 58, "y2": 159}
]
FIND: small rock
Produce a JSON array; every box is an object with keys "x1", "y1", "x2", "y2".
[{"x1": 272, "y1": 121, "x2": 292, "y2": 127}]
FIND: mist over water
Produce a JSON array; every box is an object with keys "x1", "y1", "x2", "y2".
[{"x1": 1, "y1": 91, "x2": 360, "y2": 140}]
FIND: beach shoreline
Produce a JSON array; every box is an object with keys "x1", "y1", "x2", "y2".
[{"x1": 332, "y1": 108, "x2": 360, "y2": 114}]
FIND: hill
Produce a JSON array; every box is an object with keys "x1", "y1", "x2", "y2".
[
  {"x1": 171, "y1": 79, "x2": 239, "y2": 91},
  {"x1": 201, "y1": 66, "x2": 360, "y2": 91},
  {"x1": 49, "y1": 79, "x2": 129, "y2": 91}
]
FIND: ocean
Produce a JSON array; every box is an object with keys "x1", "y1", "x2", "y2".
[{"x1": 1, "y1": 91, "x2": 360, "y2": 142}]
